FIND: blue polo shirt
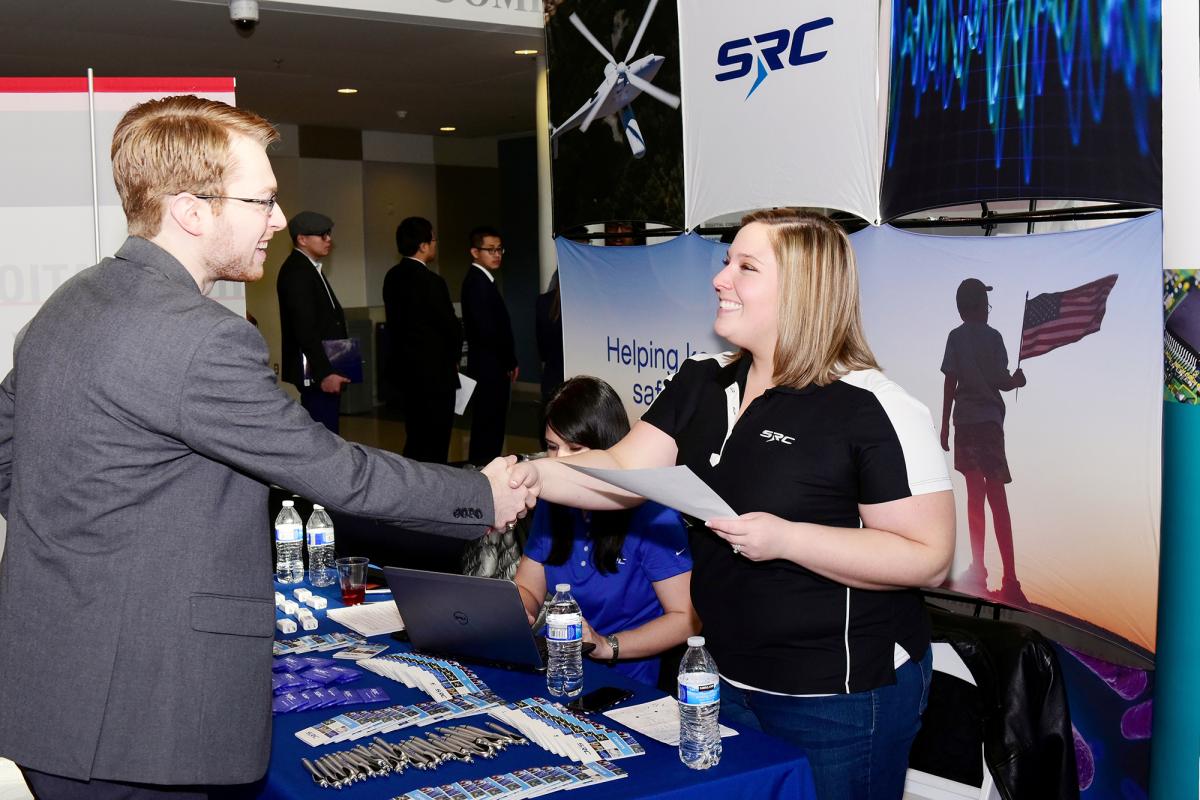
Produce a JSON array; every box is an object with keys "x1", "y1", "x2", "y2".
[{"x1": 525, "y1": 501, "x2": 691, "y2": 686}]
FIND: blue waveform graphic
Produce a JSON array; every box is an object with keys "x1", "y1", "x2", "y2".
[{"x1": 886, "y1": 0, "x2": 1162, "y2": 185}]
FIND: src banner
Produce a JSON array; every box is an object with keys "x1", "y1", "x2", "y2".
[
  {"x1": 678, "y1": 0, "x2": 884, "y2": 226},
  {"x1": 545, "y1": 0, "x2": 685, "y2": 230},
  {"x1": 557, "y1": 233, "x2": 727, "y2": 421},
  {"x1": 881, "y1": 0, "x2": 1163, "y2": 220},
  {"x1": 853, "y1": 214, "x2": 1162, "y2": 654}
]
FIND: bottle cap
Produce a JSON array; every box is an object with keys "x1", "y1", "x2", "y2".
[
  {"x1": 555, "y1": 583, "x2": 571, "y2": 593},
  {"x1": 282, "y1": 500, "x2": 294, "y2": 507},
  {"x1": 313, "y1": 504, "x2": 324, "y2": 510},
  {"x1": 687, "y1": 636, "x2": 705, "y2": 647}
]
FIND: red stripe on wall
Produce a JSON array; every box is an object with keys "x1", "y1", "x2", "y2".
[
  {"x1": 0, "y1": 78, "x2": 88, "y2": 92},
  {"x1": 93, "y1": 77, "x2": 235, "y2": 92},
  {"x1": 0, "y1": 77, "x2": 235, "y2": 93}
]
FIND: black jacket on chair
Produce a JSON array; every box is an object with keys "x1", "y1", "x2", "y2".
[
  {"x1": 909, "y1": 608, "x2": 1079, "y2": 800},
  {"x1": 276, "y1": 249, "x2": 348, "y2": 388}
]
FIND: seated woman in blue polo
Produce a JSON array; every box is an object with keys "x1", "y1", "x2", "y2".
[{"x1": 514, "y1": 376, "x2": 700, "y2": 686}]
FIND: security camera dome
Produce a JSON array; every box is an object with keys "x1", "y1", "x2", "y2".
[{"x1": 229, "y1": 0, "x2": 259, "y2": 36}]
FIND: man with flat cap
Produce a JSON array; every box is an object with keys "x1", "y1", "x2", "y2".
[{"x1": 277, "y1": 210, "x2": 349, "y2": 433}]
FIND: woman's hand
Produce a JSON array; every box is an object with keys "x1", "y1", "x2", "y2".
[
  {"x1": 706, "y1": 512, "x2": 793, "y2": 562},
  {"x1": 581, "y1": 617, "x2": 612, "y2": 660},
  {"x1": 507, "y1": 458, "x2": 542, "y2": 495}
]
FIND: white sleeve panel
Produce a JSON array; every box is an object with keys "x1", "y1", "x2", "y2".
[{"x1": 842, "y1": 369, "x2": 953, "y2": 496}]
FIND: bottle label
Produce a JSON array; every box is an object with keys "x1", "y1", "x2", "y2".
[
  {"x1": 275, "y1": 523, "x2": 302, "y2": 543},
  {"x1": 306, "y1": 531, "x2": 334, "y2": 546},
  {"x1": 678, "y1": 673, "x2": 720, "y2": 705},
  {"x1": 545, "y1": 612, "x2": 582, "y2": 642}
]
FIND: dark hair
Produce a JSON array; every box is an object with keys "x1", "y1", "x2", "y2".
[
  {"x1": 469, "y1": 225, "x2": 502, "y2": 249},
  {"x1": 396, "y1": 217, "x2": 433, "y2": 257},
  {"x1": 543, "y1": 377, "x2": 634, "y2": 575}
]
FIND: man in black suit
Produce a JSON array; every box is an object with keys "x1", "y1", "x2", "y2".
[
  {"x1": 276, "y1": 211, "x2": 349, "y2": 433},
  {"x1": 461, "y1": 226, "x2": 518, "y2": 466},
  {"x1": 383, "y1": 217, "x2": 462, "y2": 464}
]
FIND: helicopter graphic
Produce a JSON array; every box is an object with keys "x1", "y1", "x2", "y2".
[{"x1": 550, "y1": 0, "x2": 681, "y2": 160}]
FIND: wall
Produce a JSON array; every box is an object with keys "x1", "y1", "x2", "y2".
[
  {"x1": 498, "y1": 135, "x2": 542, "y2": 385},
  {"x1": 436, "y1": 164, "x2": 502, "y2": 304}
]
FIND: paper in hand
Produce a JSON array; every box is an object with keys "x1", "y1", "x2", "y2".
[
  {"x1": 454, "y1": 374, "x2": 477, "y2": 416},
  {"x1": 567, "y1": 464, "x2": 736, "y2": 521}
]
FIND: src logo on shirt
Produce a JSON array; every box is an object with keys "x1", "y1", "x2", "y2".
[
  {"x1": 715, "y1": 17, "x2": 834, "y2": 100},
  {"x1": 453, "y1": 507, "x2": 483, "y2": 519},
  {"x1": 760, "y1": 430, "x2": 795, "y2": 445}
]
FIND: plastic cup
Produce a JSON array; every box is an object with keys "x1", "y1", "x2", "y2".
[{"x1": 335, "y1": 557, "x2": 368, "y2": 605}]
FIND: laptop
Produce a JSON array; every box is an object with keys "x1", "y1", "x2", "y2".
[{"x1": 382, "y1": 566, "x2": 547, "y2": 671}]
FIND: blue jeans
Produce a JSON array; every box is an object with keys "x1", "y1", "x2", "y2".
[{"x1": 719, "y1": 648, "x2": 933, "y2": 800}]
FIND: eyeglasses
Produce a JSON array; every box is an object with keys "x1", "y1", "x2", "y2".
[
  {"x1": 193, "y1": 194, "x2": 278, "y2": 215},
  {"x1": 476, "y1": 246, "x2": 505, "y2": 255}
]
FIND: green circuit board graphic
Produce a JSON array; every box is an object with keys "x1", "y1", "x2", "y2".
[{"x1": 1165, "y1": 270, "x2": 1200, "y2": 404}]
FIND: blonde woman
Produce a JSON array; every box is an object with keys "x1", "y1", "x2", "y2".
[{"x1": 508, "y1": 210, "x2": 955, "y2": 799}]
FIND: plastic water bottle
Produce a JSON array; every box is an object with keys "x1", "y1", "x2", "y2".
[
  {"x1": 305, "y1": 504, "x2": 336, "y2": 587},
  {"x1": 274, "y1": 500, "x2": 304, "y2": 584},
  {"x1": 678, "y1": 635, "x2": 722, "y2": 769},
  {"x1": 544, "y1": 583, "x2": 583, "y2": 698}
]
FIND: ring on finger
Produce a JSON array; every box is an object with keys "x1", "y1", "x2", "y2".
[{"x1": 731, "y1": 543, "x2": 742, "y2": 555}]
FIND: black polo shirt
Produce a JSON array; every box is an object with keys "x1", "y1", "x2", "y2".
[{"x1": 642, "y1": 353, "x2": 951, "y2": 694}]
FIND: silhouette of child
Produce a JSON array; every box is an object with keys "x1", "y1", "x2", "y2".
[{"x1": 940, "y1": 278, "x2": 1028, "y2": 603}]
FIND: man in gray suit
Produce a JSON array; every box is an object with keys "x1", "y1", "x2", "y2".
[{"x1": 0, "y1": 96, "x2": 535, "y2": 798}]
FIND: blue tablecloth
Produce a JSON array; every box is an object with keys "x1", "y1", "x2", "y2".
[{"x1": 259, "y1": 582, "x2": 815, "y2": 800}]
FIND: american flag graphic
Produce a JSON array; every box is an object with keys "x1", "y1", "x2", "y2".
[{"x1": 1019, "y1": 274, "x2": 1118, "y2": 361}]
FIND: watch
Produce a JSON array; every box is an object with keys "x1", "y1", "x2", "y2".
[{"x1": 605, "y1": 633, "x2": 620, "y2": 665}]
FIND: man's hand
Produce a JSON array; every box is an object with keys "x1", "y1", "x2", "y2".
[
  {"x1": 1013, "y1": 368, "x2": 1027, "y2": 388},
  {"x1": 481, "y1": 455, "x2": 537, "y2": 531},
  {"x1": 508, "y1": 366, "x2": 520, "y2": 384},
  {"x1": 320, "y1": 373, "x2": 351, "y2": 394}
]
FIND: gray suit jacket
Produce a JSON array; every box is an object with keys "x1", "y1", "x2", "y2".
[{"x1": 0, "y1": 238, "x2": 493, "y2": 785}]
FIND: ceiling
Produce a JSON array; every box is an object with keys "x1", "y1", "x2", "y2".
[{"x1": 0, "y1": 0, "x2": 544, "y2": 137}]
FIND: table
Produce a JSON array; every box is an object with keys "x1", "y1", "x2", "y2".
[{"x1": 258, "y1": 582, "x2": 815, "y2": 800}]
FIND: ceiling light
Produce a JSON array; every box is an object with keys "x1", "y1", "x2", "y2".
[
  {"x1": 439, "y1": 126, "x2": 457, "y2": 133},
  {"x1": 336, "y1": 88, "x2": 358, "y2": 94},
  {"x1": 514, "y1": 49, "x2": 539, "y2": 56}
]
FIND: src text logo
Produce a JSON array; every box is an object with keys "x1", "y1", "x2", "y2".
[
  {"x1": 453, "y1": 507, "x2": 484, "y2": 520},
  {"x1": 760, "y1": 430, "x2": 795, "y2": 445},
  {"x1": 715, "y1": 17, "x2": 834, "y2": 100}
]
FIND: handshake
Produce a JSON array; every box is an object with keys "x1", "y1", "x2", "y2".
[{"x1": 480, "y1": 455, "x2": 542, "y2": 532}]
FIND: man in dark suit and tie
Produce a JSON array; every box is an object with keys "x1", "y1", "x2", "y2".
[
  {"x1": 276, "y1": 210, "x2": 349, "y2": 433},
  {"x1": 383, "y1": 217, "x2": 462, "y2": 464},
  {"x1": 461, "y1": 226, "x2": 518, "y2": 466},
  {"x1": 0, "y1": 95, "x2": 535, "y2": 799}
]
